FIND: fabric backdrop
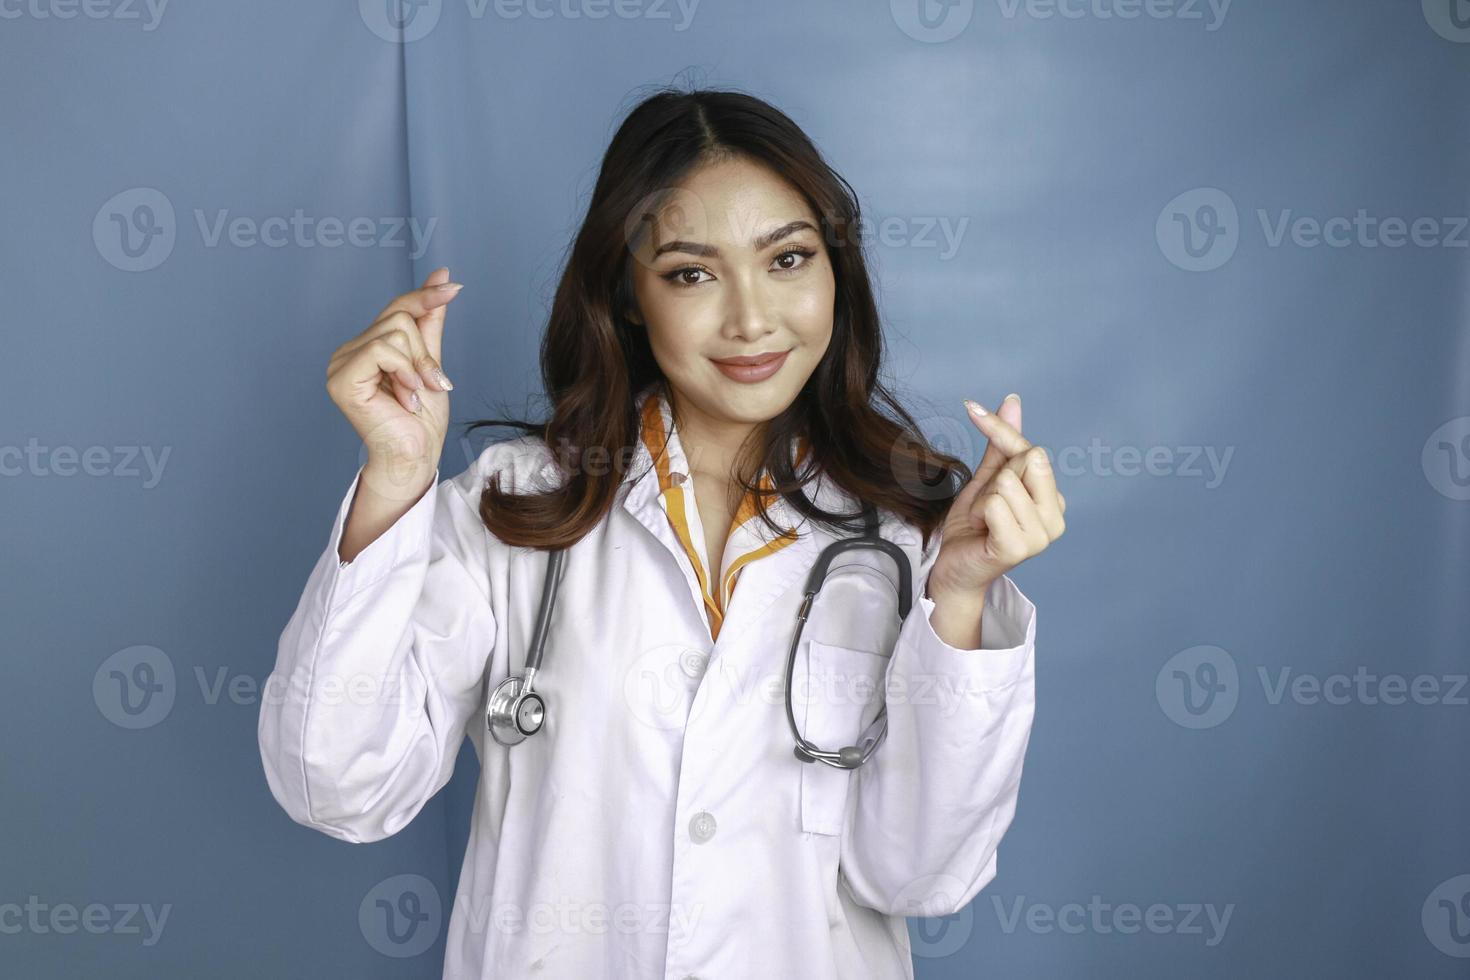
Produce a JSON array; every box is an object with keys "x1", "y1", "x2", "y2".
[{"x1": 2, "y1": 1, "x2": 1466, "y2": 976}]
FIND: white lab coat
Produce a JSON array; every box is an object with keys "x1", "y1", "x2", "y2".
[{"x1": 258, "y1": 392, "x2": 1038, "y2": 980}]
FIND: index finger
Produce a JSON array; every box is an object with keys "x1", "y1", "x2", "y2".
[{"x1": 966, "y1": 397, "x2": 1032, "y2": 486}]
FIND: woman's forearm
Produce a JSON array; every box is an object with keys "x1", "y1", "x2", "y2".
[{"x1": 337, "y1": 463, "x2": 437, "y2": 564}]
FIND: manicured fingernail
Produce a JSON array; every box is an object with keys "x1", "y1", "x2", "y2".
[
  {"x1": 1003, "y1": 392, "x2": 1020, "y2": 406},
  {"x1": 409, "y1": 390, "x2": 421, "y2": 413},
  {"x1": 964, "y1": 399, "x2": 988, "y2": 417},
  {"x1": 434, "y1": 282, "x2": 464, "y2": 293},
  {"x1": 433, "y1": 368, "x2": 453, "y2": 391}
]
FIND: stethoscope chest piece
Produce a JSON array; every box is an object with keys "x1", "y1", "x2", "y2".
[{"x1": 487, "y1": 673, "x2": 545, "y2": 746}]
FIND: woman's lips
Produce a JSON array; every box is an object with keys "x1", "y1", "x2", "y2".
[{"x1": 710, "y1": 349, "x2": 791, "y2": 383}]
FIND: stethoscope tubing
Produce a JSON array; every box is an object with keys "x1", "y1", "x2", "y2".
[{"x1": 489, "y1": 504, "x2": 912, "y2": 769}]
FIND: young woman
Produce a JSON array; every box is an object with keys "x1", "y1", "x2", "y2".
[{"x1": 259, "y1": 87, "x2": 1064, "y2": 980}]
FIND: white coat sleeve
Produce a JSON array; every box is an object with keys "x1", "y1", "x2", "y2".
[
  {"x1": 257, "y1": 462, "x2": 497, "y2": 844},
  {"x1": 838, "y1": 523, "x2": 1037, "y2": 916}
]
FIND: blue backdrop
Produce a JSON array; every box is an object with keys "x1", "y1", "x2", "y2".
[{"x1": 3, "y1": 1, "x2": 1467, "y2": 977}]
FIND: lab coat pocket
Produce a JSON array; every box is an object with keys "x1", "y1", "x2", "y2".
[{"x1": 799, "y1": 640, "x2": 889, "y2": 837}]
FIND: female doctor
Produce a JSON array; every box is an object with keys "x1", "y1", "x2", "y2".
[{"x1": 258, "y1": 88, "x2": 1065, "y2": 980}]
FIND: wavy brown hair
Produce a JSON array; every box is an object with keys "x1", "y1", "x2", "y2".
[{"x1": 466, "y1": 85, "x2": 971, "y2": 551}]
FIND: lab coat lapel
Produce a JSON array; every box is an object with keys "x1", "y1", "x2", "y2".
[
  {"x1": 619, "y1": 397, "x2": 713, "y2": 632},
  {"x1": 617, "y1": 383, "x2": 922, "y2": 649},
  {"x1": 714, "y1": 460, "x2": 927, "y2": 648},
  {"x1": 706, "y1": 481, "x2": 826, "y2": 649}
]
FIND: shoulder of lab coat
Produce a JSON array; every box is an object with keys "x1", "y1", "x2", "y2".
[
  {"x1": 256, "y1": 434, "x2": 551, "y2": 843},
  {"x1": 838, "y1": 517, "x2": 1038, "y2": 917}
]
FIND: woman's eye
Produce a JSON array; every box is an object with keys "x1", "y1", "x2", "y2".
[
  {"x1": 661, "y1": 247, "x2": 817, "y2": 289},
  {"x1": 773, "y1": 247, "x2": 816, "y2": 272},
  {"x1": 662, "y1": 266, "x2": 712, "y2": 288}
]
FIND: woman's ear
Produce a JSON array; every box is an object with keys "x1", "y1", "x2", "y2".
[{"x1": 626, "y1": 305, "x2": 644, "y2": 326}]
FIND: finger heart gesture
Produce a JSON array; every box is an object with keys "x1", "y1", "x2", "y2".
[{"x1": 926, "y1": 393, "x2": 1067, "y2": 604}]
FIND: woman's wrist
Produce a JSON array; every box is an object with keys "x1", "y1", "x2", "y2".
[
  {"x1": 338, "y1": 461, "x2": 437, "y2": 564},
  {"x1": 925, "y1": 581, "x2": 988, "y2": 650}
]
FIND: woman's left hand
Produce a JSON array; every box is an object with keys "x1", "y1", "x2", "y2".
[{"x1": 925, "y1": 393, "x2": 1067, "y2": 606}]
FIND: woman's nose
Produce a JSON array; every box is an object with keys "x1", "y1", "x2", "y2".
[{"x1": 721, "y1": 276, "x2": 776, "y2": 340}]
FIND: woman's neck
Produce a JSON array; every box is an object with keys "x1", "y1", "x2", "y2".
[{"x1": 666, "y1": 386, "x2": 764, "y2": 488}]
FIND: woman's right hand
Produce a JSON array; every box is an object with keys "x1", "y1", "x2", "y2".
[{"x1": 327, "y1": 267, "x2": 463, "y2": 503}]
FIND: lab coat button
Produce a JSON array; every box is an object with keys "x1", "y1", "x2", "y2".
[
  {"x1": 679, "y1": 649, "x2": 709, "y2": 679},
  {"x1": 688, "y1": 811, "x2": 717, "y2": 843}
]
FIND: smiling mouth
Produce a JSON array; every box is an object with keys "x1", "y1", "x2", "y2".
[{"x1": 710, "y1": 350, "x2": 791, "y2": 366}]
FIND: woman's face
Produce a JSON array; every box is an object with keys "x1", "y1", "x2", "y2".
[{"x1": 626, "y1": 155, "x2": 836, "y2": 433}]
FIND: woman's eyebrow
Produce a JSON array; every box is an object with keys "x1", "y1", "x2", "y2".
[{"x1": 652, "y1": 219, "x2": 817, "y2": 259}]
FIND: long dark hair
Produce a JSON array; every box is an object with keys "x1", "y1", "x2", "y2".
[{"x1": 466, "y1": 85, "x2": 971, "y2": 551}]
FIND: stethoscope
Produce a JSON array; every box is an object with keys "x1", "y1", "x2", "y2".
[{"x1": 487, "y1": 503, "x2": 912, "y2": 771}]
